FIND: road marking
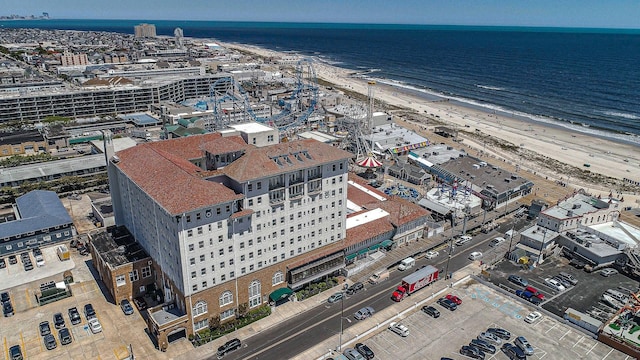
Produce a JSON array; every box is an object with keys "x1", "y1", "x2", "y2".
[
  {"x1": 572, "y1": 336, "x2": 584, "y2": 348},
  {"x1": 601, "y1": 348, "x2": 614, "y2": 360},
  {"x1": 25, "y1": 288, "x2": 33, "y2": 308},
  {"x1": 4, "y1": 336, "x2": 8, "y2": 359},
  {"x1": 559, "y1": 330, "x2": 570, "y2": 340},
  {"x1": 20, "y1": 332, "x2": 27, "y2": 358},
  {"x1": 586, "y1": 342, "x2": 598, "y2": 355},
  {"x1": 545, "y1": 324, "x2": 556, "y2": 333}
]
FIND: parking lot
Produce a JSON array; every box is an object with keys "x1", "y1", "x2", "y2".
[
  {"x1": 0, "y1": 246, "x2": 192, "y2": 360},
  {"x1": 487, "y1": 256, "x2": 640, "y2": 323},
  {"x1": 354, "y1": 281, "x2": 630, "y2": 359}
]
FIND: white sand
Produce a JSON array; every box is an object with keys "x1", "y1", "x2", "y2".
[{"x1": 224, "y1": 43, "x2": 640, "y2": 204}]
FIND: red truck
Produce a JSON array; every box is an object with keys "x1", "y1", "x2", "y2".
[{"x1": 391, "y1": 265, "x2": 439, "y2": 302}]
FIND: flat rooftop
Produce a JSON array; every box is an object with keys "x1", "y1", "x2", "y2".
[
  {"x1": 0, "y1": 154, "x2": 106, "y2": 185},
  {"x1": 589, "y1": 221, "x2": 640, "y2": 249},
  {"x1": 543, "y1": 193, "x2": 612, "y2": 220},
  {"x1": 439, "y1": 156, "x2": 533, "y2": 196},
  {"x1": 369, "y1": 123, "x2": 429, "y2": 152},
  {"x1": 92, "y1": 227, "x2": 150, "y2": 268},
  {"x1": 229, "y1": 122, "x2": 275, "y2": 133},
  {"x1": 410, "y1": 143, "x2": 466, "y2": 165}
]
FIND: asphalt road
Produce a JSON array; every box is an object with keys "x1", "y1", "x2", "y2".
[{"x1": 209, "y1": 217, "x2": 532, "y2": 360}]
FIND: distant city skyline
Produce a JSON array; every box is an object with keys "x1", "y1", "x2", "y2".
[{"x1": 3, "y1": 0, "x2": 640, "y2": 29}]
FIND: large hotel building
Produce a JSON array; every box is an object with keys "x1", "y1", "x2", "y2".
[{"x1": 101, "y1": 128, "x2": 353, "y2": 346}]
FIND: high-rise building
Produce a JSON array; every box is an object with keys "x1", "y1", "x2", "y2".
[
  {"x1": 134, "y1": 23, "x2": 157, "y2": 38},
  {"x1": 105, "y1": 131, "x2": 352, "y2": 346}
]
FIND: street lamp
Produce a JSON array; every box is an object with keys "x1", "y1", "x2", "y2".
[
  {"x1": 338, "y1": 292, "x2": 344, "y2": 352},
  {"x1": 537, "y1": 229, "x2": 548, "y2": 266}
]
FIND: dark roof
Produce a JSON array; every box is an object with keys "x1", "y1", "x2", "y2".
[
  {"x1": 0, "y1": 190, "x2": 73, "y2": 238},
  {"x1": 91, "y1": 227, "x2": 150, "y2": 268},
  {"x1": 0, "y1": 130, "x2": 45, "y2": 145}
]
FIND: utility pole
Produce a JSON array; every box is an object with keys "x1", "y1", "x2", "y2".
[{"x1": 338, "y1": 293, "x2": 344, "y2": 352}]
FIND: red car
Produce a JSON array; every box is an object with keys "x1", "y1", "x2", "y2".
[
  {"x1": 525, "y1": 286, "x2": 545, "y2": 300},
  {"x1": 446, "y1": 294, "x2": 462, "y2": 305}
]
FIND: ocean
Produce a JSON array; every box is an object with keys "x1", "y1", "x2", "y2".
[{"x1": 2, "y1": 20, "x2": 640, "y2": 143}]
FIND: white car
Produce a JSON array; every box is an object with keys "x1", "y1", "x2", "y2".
[
  {"x1": 468, "y1": 251, "x2": 483, "y2": 261},
  {"x1": 88, "y1": 318, "x2": 102, "y2": 334},
  {"x1": 600, "y1": 268, "x2": 619, "y2": 277},
  {"x1": 455, "y1": 235, "x2": 473, "y2": 246},
  {"x1": 425, "y1": 250, "x2": 439, "y2": 259},
  {"x1": 544, "y1": 278, "x2": 566, "y2": 291},
  {"x1": 524, "y1": 311, "x2": 543, "y2": 324},
  {"x1": 388, "y1": 322, "x2": 409, "y2": 337},
  {"x1": 489, "y1": 237, "x2": 506, "y2": 247}
]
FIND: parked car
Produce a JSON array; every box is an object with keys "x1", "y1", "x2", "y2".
[
  {"x1": 355, "y1": 342, "x2": 375, "y2": 359},
  {"x1": 502, "y1": 343, "x2": 527, "y2": 360},
  {"x1": 487, "y1": 327, "x2": 511, "y2": 340},
  {"x1": 32, "y1": 248, "x2": 42, "y2": 256},
  {"x1": 39, "y1": 321, "x2": 51, "y2": 336},
  {"x1": 0, "y1": 258, "x2": 6, "y2": 269},
  {"x1": 460, "y1": 345, "x2": 485, "y2": 360},
  {"x1": 421, "y1": 305, "x2": 440, "y2": 318},
  {"x1": 133, "y1": 297, "x2": 148, "y2": 311},
  {"x1": 437, "y1": 297, "x2": 457, "y2": 311},
  {"x1": 120, "y1": 299, "x2": 134, "y2": 315},
  {"x1": 529, "y1": 296, "x2": 543, "y2": 306},
  {"x1": 8, "y1": 255, "x2": 17, "y2": 265},
  {"x1": 53, "y1": 313, "x2": 66, "y2": 329},
  {"x1": 524, "y1": 286, "x2": 545, "y2": 300},
  {"x1": 557, "y1": 272, "x2": 578, "y2": 285},
  {"x1": 68, "y1": 307, "x2": 81, "y2": 325},
  {"x1": 84, "y1": 303, "x2": 96, "y2": 320},
  {"x1": 478, "y1": 331, "x2": 502, "y2": 345},
  {"x1": 23, "y1": 261, "x2": 33, "y2": 271},
  {"x1": 468, "y1": 251, "x2": 483, "y2": 260},
  {"x1": 470, "y1": 338, "x2": 496, "y2": 354},
  {"x1": 0, "y1": 291, "x2": 9, "y2": 304},
  {"x1": 570, "y1": 258, "x2": 586, "y2": 269},
  {"x1": 524, "y1": 311, "x2": 543, "y2": 324},
  {"x1": 3, "y1": 301, "x2": 14, "y2": 317},
  {"x1": 8, "y1": 345, "x2": 22, "y2": 360},
  {"x1": 217, "y1": 338, "x2": 241, "y2": 357},
  {"x1": 489, "y1": 237, "x2": 506, "y2": 247},
  {"x1": 507, "y1": 275, "x2": 528, "y2": 287},
  {"x1": 552, "y1": 275, "x2": 572, "y2": 288},
  {"x1": 346, "y1": 282, "x2": 364, "y2": 296},
  {"x1": 59, "y1": 328, "x2": 72, "y2": 345},
  {"x1": 600, "y1": 268, "x2": 619, "y2": 277},
  {"x1": 328, "y1": 292, "x2": 344, "y2": 303},
  {"x1": 445, "y1": 294, "x2": 462, "y2": 305},
  {"x1": 343, "y1": 348, "x2": 365, "y2": 360},
  {"x1": 388, "y1": 322, "x2": 409, "y2": 337},
  {"x1": 88, "y1": 318, "x2": 102, "y2": 334},
  {"x1": 425, "y1": 250, "x2": 439, "y2": 259},
  {"x1": 354, "y1": 307, "x2": 375, "y2": 320},
  {"x1": 544, "y1": 278, "x2": 566, "y2": 291},
  {"x1": 514, "y1": 336, "x2": 534, "y2": 355},
  {"x1": 43, "y1": 334, "x2": 57, "y2": 350}
]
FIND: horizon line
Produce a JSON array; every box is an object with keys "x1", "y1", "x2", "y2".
[{"x1": 1, "y1": 18, "x2": 639, "y2": 31}]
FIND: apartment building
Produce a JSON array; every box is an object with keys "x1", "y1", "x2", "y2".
[
  {"x1": 0, "y1": 74, "x2": 228, "y2": 122},
  {"x1": 134, "y1": 23, "x2": 157, "y2": 39},
  {"x1": 106, "y1": 131, "x2": 352, "y2": 346},
  {"x1": 59, "y1": 51, "x2": 89, "y2": 66}
]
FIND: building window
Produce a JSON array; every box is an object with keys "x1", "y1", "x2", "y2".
[
  {"x1": 192, "y1": 284, "x2": 198, "y2": 291},
  {"x1": 249, "y1": 280, "x2": 262, "y2": 308},
  {"x1": 220, "y1": 291, "x2": 233, "y2": 306},
  {"x1": 129, "y1": 270, "x2": 139, "y2": 282},
  {"x1": 202, "y1": 281, "x2": 208, "y2": 288},
  {"x1": 257, "y1": 182, "x2": 262, "y2": 190},
  {"x1": 194, "y1": 319, "x2": 208, "y2": 331},
  {"x1": 200, "y1": 254, "x2": 205, "y2": 262},
  {"x1": 220, "y1": 309, "x2": 234, "y2": 320},
  {"x1": 115, "y1": 275, "x2": 126, "y2": 287},
  {"x1": 188, "y1": 244, "x2": 194, "y2": 251},
  {"x1": 198, "y1": 240, "x2": 204, "y2": 248},
  {"x1": 272, "y1": 271, "x2": 284, "y2": 285},
  {"x1": 187, "y1": 230, "x2": 193, "y2": 237},
  {"x1": 201, "y1": 268, "x2": 207, "y2": 275},
  {"x1": 248, "y1": 199, "x2": 253, "y2": 206},
  {"x1": 142, "y1": 266, "x2": 151, "y2": 278},
  {"x1": 197, "y1": 227, "x2": 203, "y2": 235}
]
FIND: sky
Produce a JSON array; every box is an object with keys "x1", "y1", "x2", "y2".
[{"x1": 3, "y1": 0, "x2": 640, "y2": 29}]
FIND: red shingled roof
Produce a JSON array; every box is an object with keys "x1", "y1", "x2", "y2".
[
  {"x1": 146, "y1": 132, "x2": 223, "y2": 161},
  {"x1": 366, "y1": 196, "x2": 430, "y2": 226},
  {"x1": 345, "y1": 217, "x2": 395, "y2": 246},
  {"x1": 116, "y1": 140, "x2": 243, "y2": 215},
  {"x1": 222, "y1": 139, "x2": 353, "y2": 182},
  {"x1": 200, "y1": 136, "x2": 250, "y2": 155}
]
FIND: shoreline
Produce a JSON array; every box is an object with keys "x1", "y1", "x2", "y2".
[{"x1": 224, "y1": 42, "x2": 640, "y2": 200}]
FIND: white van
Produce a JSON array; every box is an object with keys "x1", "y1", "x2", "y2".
[
  {"x1": 398, "y1": 257, "x2": 415, "y2": 271},
  {"x1": 505, "y1": 229, "x2": 517, "y2": 239}
]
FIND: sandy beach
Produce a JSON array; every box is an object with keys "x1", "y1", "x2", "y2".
[{"x1": 224, "y1": 43, "x2": 640, "y2": 204}]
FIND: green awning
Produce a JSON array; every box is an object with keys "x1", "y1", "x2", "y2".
[
  {"x1": 357, "y1": 248, "x2": 369, "y2": 256},
  {"x1": 369, "y1": 243, "x2": 382, "y2": 251},
  {"x1": 380, "y1": 239, "x2": 394, "y2": 248},
  {"x1": 345, "y1": 253, "x2": 357, "y2": 261},
  {"x1": 269, "y1": 287, "x2": 293, "y2": 302}
]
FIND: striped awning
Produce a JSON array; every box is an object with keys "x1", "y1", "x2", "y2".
[{"x1": 357, "y1": 156, "x2": 383, "y2": 168}]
